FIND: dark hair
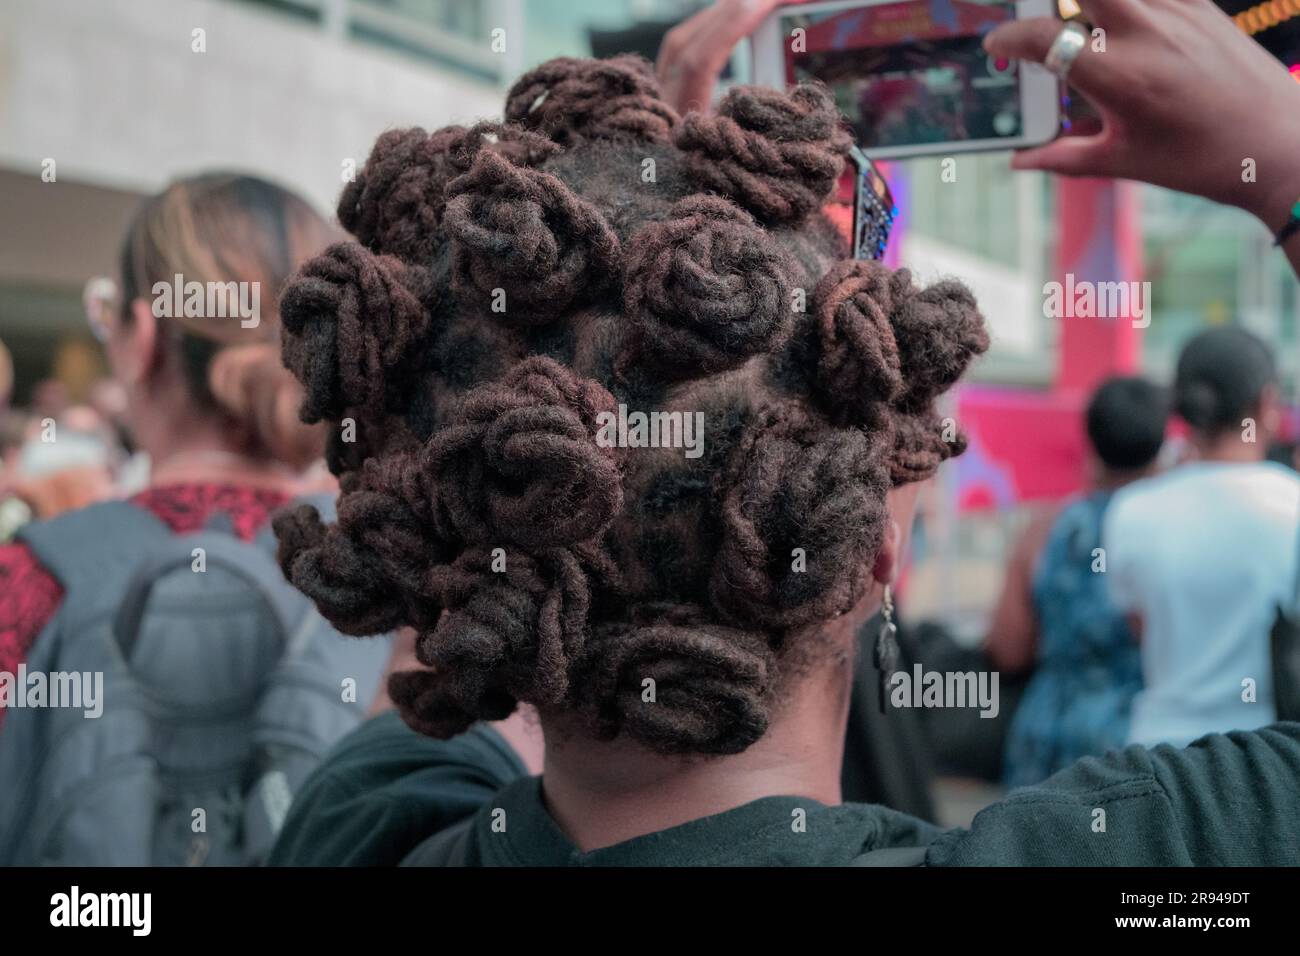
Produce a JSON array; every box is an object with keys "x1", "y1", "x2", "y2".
[
  {"x1": 1085, "y1": 375, "x2": 1167, "y2": 470},
  {"x1": 273, "y1": 56, "x2": 988, "y2": 756},
  {"x1": 119, "y1": 173, "x2": 337, "y2": 467},
  {"x1": 1173, "y1": 327, "x2": 1276, "y2": 436}
]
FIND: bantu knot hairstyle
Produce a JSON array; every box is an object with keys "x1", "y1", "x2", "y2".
[
  {"x1": 811, "y1": 260, "x2": 989, "y2": 484},
  {"x1": 675, "y1": 85, "x2": 851, "y2": 225},
  {"x1": 506, "y1": 55, "x2": 680, "y2": 146},
  {"x1": 276, "y1": 56, "x2": 988, "y2": 757},
  {"x1": 622, "y1": 195, "x2": 793, "y2": 375}
]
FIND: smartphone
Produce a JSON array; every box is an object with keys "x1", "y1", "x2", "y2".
[{"x1": 751, "y1": 0, "x2": 1060, "y2": 160}]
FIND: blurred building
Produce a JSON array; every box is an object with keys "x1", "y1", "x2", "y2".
[{"x1": 0, "y1": 0, "x2": 514, "y2": 402}]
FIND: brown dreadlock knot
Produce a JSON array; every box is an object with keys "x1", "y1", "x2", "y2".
[
  {"x1": 710, "y1": 402, "x2": 891, "y2": 630},
  {"x1": 443, "y1": 121, "x2": 563, "y2": 172},
  {"x1": 337, "y1": 123, "x2": 560, "y2": 263},
  {"x1": 889, "y1": 408, "x2": 965, "y2": 485},
  {"x1": 273, "y1": 480, "x2": 451, "y2": 639},
  {"x1": 622, "y1": 194, "x2": 793, "y2": 376},
  {"x1": 884, "y1": 272, "x2": 988, "y2": 484},
  {"x1": 425, "y1": 356, "x2": 624, "y2": 551},
  {"x1": 890, "y1": 275, "x2": 989, "y2": 412},
  {"x1": 279, "y1": 242, "x2": 434, "y2": 424},
  {"x1": 387, "y1": 668, "x2": 509, "y2": 740},
  {"x1": 576, "y1": 604, "x2": 777, "y2": 755},
  {"x1": 810, "y1": 260, "x2": 989, "y2": 483},
  {"x1": 390, "y1": 541, "x2": 619, "y2": 739},
  {"x1": 674, "y1": 84, "x2": 850, "y2": 225},
  {"x1": 811, "y1": 259, "x2": 909, "y2": 430},
  {"x1": 505, "y1": 54, "x2": 681, "y2": 146},
  {"x1": 337, "y1": 126, "x2": 467, "y2": 262},
  {"x1": 442, "y1": 145, "x2": 621, "y2": 324}
]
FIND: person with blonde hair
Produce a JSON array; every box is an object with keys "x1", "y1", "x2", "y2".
[{"x1": 0, "y1": 174, "x2": 389, "y2": 866}]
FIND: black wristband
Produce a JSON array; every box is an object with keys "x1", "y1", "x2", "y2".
[{"x1": 1276, "y1": 199, "x2": 1300, "y2": 247}]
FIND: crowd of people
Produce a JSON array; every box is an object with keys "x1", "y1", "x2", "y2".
[
  {"x1": 988, "y1": 329, "x2": 1300, "y2": 789},
  {"x1": 1, "y1": 0, "x2": 1299, "y2": 867}
]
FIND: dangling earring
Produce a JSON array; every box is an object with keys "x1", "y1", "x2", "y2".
[{"x1": 873, "y1": 584, "x2": 899, "y2": 715}]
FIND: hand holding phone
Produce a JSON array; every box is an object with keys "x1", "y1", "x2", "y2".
[
  {"x1": 751, "y1": 0, "x2": 1061, "y2": 159},
  {"x1": 986, "y1": 0, "x2": 1300, "y2": 240}
]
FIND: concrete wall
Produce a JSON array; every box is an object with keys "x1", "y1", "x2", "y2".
[{"x1": 0, "y1": 0, "x2": 505, "y2": 215}]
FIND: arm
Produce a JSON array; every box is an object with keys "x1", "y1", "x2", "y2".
[
  {"x1": 985, "y1": 0, "x2": 1300, "y2": 281},
  {"x1": 984, "y1": 506, "x2": 1058, "y2": 674},
  {"x1": 268, "y1": 712, "x2": 529, "y2": 866},
  {"x1": 1100, "y1": 494, "x2": 1145, "y2": 641},
  {"x1": 929, "y1": 723, "x2": 1300, "y2": 865}
]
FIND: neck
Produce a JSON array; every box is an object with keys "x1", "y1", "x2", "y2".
[
  {"x1": 538, "y1": 649, "x2": 854, "y2": 852},
  {"x1": 1094, "y1": 465, "x2": 1153, "y2": 491},
  {"x1": 1192, "y1": 433, "x2": 1265, "y2": 464},
  {"x1": 133, "y1": 397, "x2": 299, "y2": 492}
]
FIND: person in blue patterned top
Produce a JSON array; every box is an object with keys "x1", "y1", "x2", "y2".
[{"x1": 1000, "y1": 377, "x2": 1167, "y2": 787}]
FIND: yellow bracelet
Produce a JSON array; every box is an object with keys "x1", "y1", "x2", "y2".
[{"x1": 1234, "y1": 0, "x2": 1300, "y2": 37}]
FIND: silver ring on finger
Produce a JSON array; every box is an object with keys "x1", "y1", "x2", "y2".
[{"x1": 1044, "y1": 21, "x2": 1089, "y2": 80}]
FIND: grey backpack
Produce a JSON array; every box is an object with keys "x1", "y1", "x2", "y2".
[{"x1": 0, "y1": 495, "x2": 389, "y2": 866}]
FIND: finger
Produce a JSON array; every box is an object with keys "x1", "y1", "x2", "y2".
[
  {"x1": 658, "y1": 0, "x2": 782, "y2": 78},
  {"x1": 1009, "y1": 131, "x2": 1120, "y2": 178},
  {"x1": 658, "y1": 0, "x2": 786, "y2": 111},
  {"x1": 1071, "y1": 0, "x2": 1151, "y2": 27},
  {"x1": 984, "y1": 17, "x2": 1112, "y2": 95},
  {"x1": 984, "y1": 17, "x2": 1067, "y2": 63}
]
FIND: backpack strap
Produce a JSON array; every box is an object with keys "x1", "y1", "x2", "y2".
[
  {"x1": 848, "y1": 845, "x2": 928, "y2": 866},
  {"x1": 16, "y1": 500, "x2": 174, "y2": 599},
  {"x1": 400, "y1": 817, "x2": 475, "y2": 867},
  {"x1": 17, "y1": 492, "x2": 339, "y2": 594}
]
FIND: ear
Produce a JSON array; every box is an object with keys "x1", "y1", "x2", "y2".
[
  {"x1": 1257, "y1": 383, "x2": 1282, "y2": 438},
  {"x1": 871, "y1": 516, "x2": 902, "y2": 586},
  {"x1": 871, "y1": 479, "x2": 926, "y2": 585},
  {"x1": 121, "y1": 298, "x2": 162, "y2": 387}
]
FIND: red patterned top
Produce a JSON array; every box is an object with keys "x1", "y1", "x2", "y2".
[{"x1": 0, "y1": 484, "x2": 292, "y2": 725}]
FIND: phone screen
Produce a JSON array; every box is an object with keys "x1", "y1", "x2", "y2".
[{"x1": 781, "y1": 1, "x2": 1022, "y2": 151}]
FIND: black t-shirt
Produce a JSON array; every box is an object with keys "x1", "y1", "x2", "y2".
[{"x1": 270, "y1": 712, "x2": 1300, "y2": 866}]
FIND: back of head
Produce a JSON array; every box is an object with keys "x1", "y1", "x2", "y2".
[
  {"x1": 273, "y1": 56, "x2": 989, "y2": 756},
  {"x1": 1173, "y1": 327, "x2": 1276, "y2": 437},
  {"x1": 119, "y1": 173, "x2": 337, "y2": 467},
  {"x1": 1086, "y1": 375, "x2": 1167, "y2": 471}
]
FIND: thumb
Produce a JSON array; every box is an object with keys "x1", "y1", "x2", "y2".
[{"x1": 1009, "y1": 132, "x2": 1119, "y2": 178}]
